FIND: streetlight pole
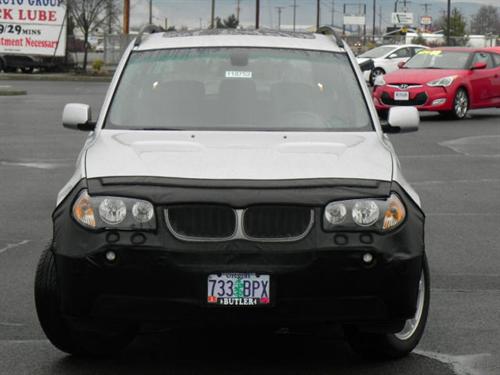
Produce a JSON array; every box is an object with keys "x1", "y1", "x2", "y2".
[
  {"x1": 446, "y1": 0, "x2": 451, "y2": 45},
  {"x1": 256, "y1": 0, "x2": 260, "y2": 29},
  {"x1": 148, "y1": 0, "x2": 152, "y2": 24},
  {"x1": 276, "y1": 7, "x2": 285, "y2": 30},
  {"x1": 316, "y1": 0, "x2": 321, "y2": 30},
  {"x1": 372, "y1": 0, "x2": 376, "y2": 41},
  {"x1": 291, "y1": 0, "x2": 298, "y2": 32},
  {"x1": 211, "y1": 0, "x2": 215, "y2": 29}
]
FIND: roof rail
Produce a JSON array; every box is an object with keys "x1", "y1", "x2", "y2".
[
  {"x1": 316, "y1": 25, "x2": 344, "y2": 49},
  {"x1": 134, "y1": 24, "x2": 165, "y2": 47}
]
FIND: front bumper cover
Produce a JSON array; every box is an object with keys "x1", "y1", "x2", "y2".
[{"x1": 52, "y1": 177, "x2": 425, "y2": 329}]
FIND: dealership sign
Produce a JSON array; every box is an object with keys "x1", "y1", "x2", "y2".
[
  {"x1": 391, "y1": 12, "x2": 414, "y2": 26},
  {"x1": 0, "y1": 0, "x2": 66, "y2": 56},
  {"x1": 420, "y1": 16, "x2": 432, "y2": 26},
  {"x1": 343, "y1": 15, "x2": 366, "y2": 26}
]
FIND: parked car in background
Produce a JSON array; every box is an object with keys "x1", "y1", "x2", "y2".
[
  {"x1": 0, "y1": 54, "x2": 74, "y2": 73},
  {"x1": 372, "y1": 47, "x2": 500, "y2": 119},
  {"x1": 357, "y1": 44, "x2": 428, "y2": 85}
]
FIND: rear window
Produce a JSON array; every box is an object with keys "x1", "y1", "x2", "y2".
[{"x1": 105, "y1": 47, "x2": 372, "y2": 132}]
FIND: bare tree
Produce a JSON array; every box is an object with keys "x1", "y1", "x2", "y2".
[
  {"x1": 68, "y1": 0, "x2": 108, "y2": 72},
  {"x1": 470, "y1": 6, "x2": 499, "y2": 35}
]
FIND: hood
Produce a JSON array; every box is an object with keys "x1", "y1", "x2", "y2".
[
  {"x1": 85, "y1": 130, "x2": 393, "y2": 182},
  {"x1": 384, "y1": 68, "x2": 464, "y2": 85}
]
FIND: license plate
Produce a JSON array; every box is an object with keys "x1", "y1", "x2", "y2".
[
  {"x1": 207, "y1": 273, "x2": 270, "y2": 306},
  {"x1": 394, "y1": 91, "x2": 409, "y2": 101}
]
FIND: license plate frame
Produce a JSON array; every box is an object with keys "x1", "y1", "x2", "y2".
[
  {"x1": 207, "y1": 273, "x2": 271, "y2": 306},
  {"x1": 394, "y1": 91, "x2": 410, "y2": 101}
]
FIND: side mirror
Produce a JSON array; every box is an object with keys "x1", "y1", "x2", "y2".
[
  {"x1": 359, "y1": 58, "x2": 375, "y2": 72},
  {"x1": 397, "y1": 61, "x2": 406, "y2": 69},
  {"x1": 382, "y1": 107, "x2": 419, "y2": 133},
  {"x1": 388, "y1": 53, "x2": 398, "y2": 59},
  {"x1": 62, "y1": 103, "x2": 96, "y2": 131},
  {"x1": 471, "y1": 61, "x2": 487, "y2": 70}
]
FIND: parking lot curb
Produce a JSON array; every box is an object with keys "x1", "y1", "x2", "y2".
[
  {"x1": 0, "y1": 74, "x2": 112, "y2": 83},
  {"x1": 0, "y1": 86, "x2": 27, "y2": 96}
]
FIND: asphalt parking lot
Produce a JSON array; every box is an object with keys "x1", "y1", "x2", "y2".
[{"x1": 0, "y1": 80, "x2": 499, "y2": 375}]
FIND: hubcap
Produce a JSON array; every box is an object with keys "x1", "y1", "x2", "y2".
[
  {"x1": 395, "y1": 271, "x2": 426, "y2": 341},
  {"x1": 454, "y1": 90, "x2": 468, "y2": 118}
]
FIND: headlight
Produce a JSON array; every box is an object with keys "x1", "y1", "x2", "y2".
[
  {"x1": 427, "y1": 75, "x2": 457, "y2": 87},
  {"x1": 324, "y1": 202, "x2": 347, "y2": 225},
  {"x1": 373, "y1": 75, "x2": 386, "y2": 86},
  {"x1": 323, "y1": 193, "x2": 406, "y2": 232},
  {"x1": 72, "y1": 189, "x2": 156, "y2": 230},
  {"x1": 352, "y1": 200, "x2": 380, "y2": 226}
]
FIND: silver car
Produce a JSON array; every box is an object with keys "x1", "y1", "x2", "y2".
[{"x1": 35, "y1": 28, "x2": 429, "y2": 359}]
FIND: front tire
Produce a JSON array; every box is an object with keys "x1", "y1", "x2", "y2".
[
  {"x1": 35, "y1": 244, "x2": 136, "y2": 357},
  {"x1": 346, "y1": 254, "x2": 430, "y2": 359},
  {"x1": 442, "y1": 88, "x2": 468, "y2": 119}
]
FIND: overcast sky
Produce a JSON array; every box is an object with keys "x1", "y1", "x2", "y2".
[{"x1": 128, "y1": 0, "x2": 499, "y2": 30}]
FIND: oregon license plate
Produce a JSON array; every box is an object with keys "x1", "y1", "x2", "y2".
[
  {"x1": 207, "y1": 273, "x2": 270, "y2": 306},
  {"x1": 394, "y1": 91, "x2": 409, "y2": 101}
]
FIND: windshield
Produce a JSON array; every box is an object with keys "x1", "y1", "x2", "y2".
[
  {"x1": 105, "y1": 47, "x2": 371, "y2": 131},
  {"x1": 358, "y1": 46, "x2": 395, "y2": 58},
  {"x1": 405, "y1": 50, "x2": 470, "y2": 69}
]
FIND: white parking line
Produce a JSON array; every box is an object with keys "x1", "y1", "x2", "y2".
[
  {"x1": 415, "y1": 350, "x2": 492, "y2": 375},
  {"x1": 0, "y1": 161, "x2": 63, "y2": 170},
  {"x1": 0, "y1": 240, "x2": 30, "y2": 255},
  {"x1": 0, "y1": 322, "x2": 24, "y2": 327}
]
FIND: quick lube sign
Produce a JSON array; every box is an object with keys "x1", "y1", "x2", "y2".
[{"x1": 0, "y1": 0, "x2": 66, "y2": 56}]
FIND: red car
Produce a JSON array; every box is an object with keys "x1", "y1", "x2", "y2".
[{"x1": 372, "y1": 47, "x2": 500, "y2": 119}]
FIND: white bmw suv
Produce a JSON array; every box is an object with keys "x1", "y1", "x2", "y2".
[{"x1": 35, "y1": 27, "x2": 429, "y2": 359}]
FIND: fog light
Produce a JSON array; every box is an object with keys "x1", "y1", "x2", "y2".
[
  {"x1": 362, "y1": 253, "x2": 373, "y2": 264},
  {"x1": 432, "y1": 98, "x2": 446, "y2": 106},
  {"x1": 105, "y1": 251, "x2": 116, "y2": 262}
]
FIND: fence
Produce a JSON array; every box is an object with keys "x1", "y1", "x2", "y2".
[{"x1": 104, "y1": 34, "x2": 135, "y2": 66}]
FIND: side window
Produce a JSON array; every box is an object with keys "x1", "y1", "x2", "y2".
[
  {"x1": 471, "y1": 52, "x2": 493, "y2": 68},
  {"x1": 412, "y1": 47, "x2": 425, "y2": 56},
  {"x1": 391, "y1": 48, "x2": 411, "y2": 58},
  {"x1": 493, "y1": 53, "x2": 500, "y2": 67}
]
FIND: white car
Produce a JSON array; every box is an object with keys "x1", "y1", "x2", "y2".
[
  {"x1": 357, "y1": 44, "x2": 428, "y2": 85},
  {"x1": 34, "y1": 27, "x2": 429, "y2": 359}
]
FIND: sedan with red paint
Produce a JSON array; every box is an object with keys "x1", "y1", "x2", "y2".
[{"x1": 372, "y1": 47, "x2": 500, "y2": 119}]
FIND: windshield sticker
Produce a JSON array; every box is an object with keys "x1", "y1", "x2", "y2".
[
  {"x1": 225, "y1": 71, "x2": 252, "y2": 78},
  {"x1": 417, "y1": 50, "x2": 442, "y2": 56}
]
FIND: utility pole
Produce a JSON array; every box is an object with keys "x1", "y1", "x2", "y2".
[
  {"x1": 378, "y1": 5, "x2": 382, "y2": 35},
  {"x1": 276, "y1": 7, "x2": 285, "y2": 30},
  {"x1": 372, "y1": 0, "x2": 376, "y2": 41},
  {"x1": 316, "y1": 0, "x2": 321, "y2": 30},
  {"x1": 236, "y1": 0, "x2": 241, "y2": 22},
  {"x1": 290, "y1": 0, "x2": 298, "y2": 31},
  {"x1": 331, "y1": 0, "x2": 335, "y2": 26},
  {"x1": 148, "y1": 0, "x2": 152, "y2": 24},
  {"x1": 446, "y1": 0, "x2": 451, "y2": 45},
  {"x1": 211, "y1": 0, "x2": 215, "y2": 29},
  {"x1": 256, "y1": 0, "x2": 260, "y2": 29},
  {"x1": 123, "y1": 0, "x2": 129, "y2": 34}
]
